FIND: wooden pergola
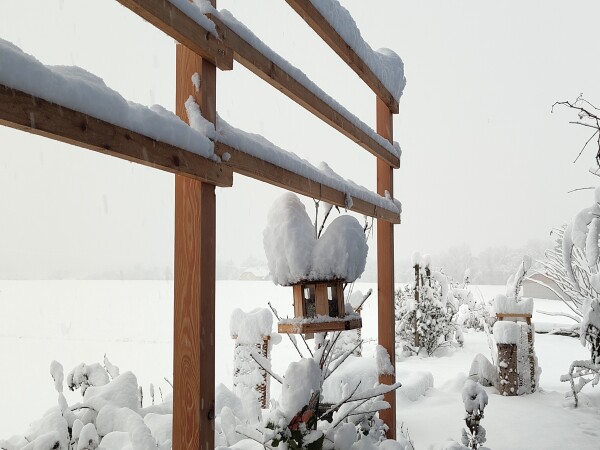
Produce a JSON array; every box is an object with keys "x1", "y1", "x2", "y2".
[{"x1": 0, "y1": 1, "x2": 402, "y2": 448}]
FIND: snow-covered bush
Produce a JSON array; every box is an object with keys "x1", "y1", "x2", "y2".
[
  {"x1": 0, "y1": 357, "x2": 172, "y2": 450},
  {"x1": 250, "y1": 335, "x2": 407, "y2": 450},
  {"x1": 454, "y1": 271, "x2": 489, "y2": 332},
  {"x1": 537, "y1": 226, "x2": 595, "y2": 336},
  {"x1": 222, "y1": 303, "x2": 411, "y2": 450},
  {"x1": 395, "y1": 254, "x2": 461, "y2": 356},
  {"x1": 551, "y1": 187, "x2": 600, "y2": 405},
  {"x1": 436, "y1": 380, "x2": 490, "y2": 450}
]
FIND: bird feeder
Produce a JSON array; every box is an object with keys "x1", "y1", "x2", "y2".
[
  {"x1": 277, "y1": 279, "x2": 362, "y2": 334},
  {"x1": 263, "y1": 193, "x2": 368, "y2": 335}
]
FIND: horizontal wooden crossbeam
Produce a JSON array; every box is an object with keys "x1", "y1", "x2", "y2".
[
  {"x1": 209, "y1": 13, "x2": 400, "y2": 168},
  {"x1": 116, "y1": 0, "x2": 233, "y2": 70},
  {"x1": 0, "y1": 84, "x2": 233, "y2": 187},
  {"x1": 285, "y1": 0, "x2": 399, "y2": 114},
  {"x1": 215, "y1": 141, "x2": 400, "y2": 223}
]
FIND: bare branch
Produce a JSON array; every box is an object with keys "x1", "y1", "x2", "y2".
[{"x1": 250, "y1": 353, "x2": 283, "y2": 385}]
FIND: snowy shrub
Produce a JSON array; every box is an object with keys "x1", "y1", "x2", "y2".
[
  {"x1": 537, "y1": 225, "x2": 595, "y2": 336},
  {"x1": 238, "y1": 330, "x2": 409, "y2": 450},
  {"x1": 549, "y1": 187, "x2": 600, "y2": 405},
  {"x1": 453, "y1": 271, "x2": 489, "y2": 331},
  {"x1": 436, "y1": 380, "x2": 490, "y2": 450},
  {"x1": 0, "y1": 357, "x2": 172, "y2": 450},
  {"x1": 395, "y1": 254, "x2": 461, "y2": 356}
]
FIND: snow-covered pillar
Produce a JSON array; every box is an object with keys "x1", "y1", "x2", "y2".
[
  {"x1": 376, "y1": 96, "x2": 396, "y2": 439},
  {"x1": 494, "y1": 321, "x2": 519, "y2": 396},
  {"x1": 173, "y1": 5, "x2": 218, "y2": 448},
  {"x1": 232, "y1": 336, "x2": 271, "y2": 409},
  {"x1": 230, "y1": 308, "x2": 275, "y2": 410}
]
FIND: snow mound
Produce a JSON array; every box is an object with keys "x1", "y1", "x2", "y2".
[
  {"x1": 280, "y1": 358, "x2": 321, "y2": 419},
  {"x1": 396, "y1": 370, "x2": 433, "y2": 402},
  {"x1": 263, "y1": 194, "x2": 368, "y2": 285},
  {"x1": 310, "y1": 215, "x2": 368, "y2": 282},
  {"x1": 263, "y1": 193, "x2": 315, "y2": 286},
  {"x1": 493, "y1": 321, "x2": 520, "y2": 345},
  {"x1": 230, "y1": 308, "x2": 273, "y2": 344},
  {"x1": 461, "y1": 379, "x2": 488, "y2": 414},
  {"x1": 492, "y1": 294, "x2": 533, "y2": 315},
  {"x1": 83, "y1": 372, "x2": 140, "y2": 413}
]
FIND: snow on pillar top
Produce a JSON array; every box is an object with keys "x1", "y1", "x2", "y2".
[
  {"x1": 230, "y1": 308, "x2": 273, "y2": 344},
  {"x1": 492, "y1": 321, "x2": 520, "y2": 345}
]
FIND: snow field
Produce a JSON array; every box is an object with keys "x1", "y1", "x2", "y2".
[{"x1": 1, "y1": 281, "x2": 600, "y2": 449}]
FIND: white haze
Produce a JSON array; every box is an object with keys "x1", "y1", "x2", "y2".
[{"x1": 0, "y1": 0, "x2": 599, "y2": 280}]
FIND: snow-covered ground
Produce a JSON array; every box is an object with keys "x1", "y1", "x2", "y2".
[{"x1": 1, "y1": 280, "x2": 599, "y2": 449}]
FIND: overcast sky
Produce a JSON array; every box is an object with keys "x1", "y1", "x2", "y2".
[{"x1": 1, "y1": 0, "x2": 599, "y2": 279}]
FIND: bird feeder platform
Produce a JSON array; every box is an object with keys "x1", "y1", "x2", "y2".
[{"x1": 277, "y1": 279, "x2": 362, "y2": 334}]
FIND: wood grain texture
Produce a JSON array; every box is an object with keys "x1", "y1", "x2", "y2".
[
  {"x1": 278, "y1": 318, "x2": 362, "y2": 334},
  {"x1": 0, "y1": 84, "x2": 231, "y2": 187},
  {"x1": 285, "y1": 0, "x2": 399, "y2": 114},
  {"x1": 173, "y1": 42, "x2": 217, "y2": 450},
  {"x1": 496, "y1": 313, "x2": 532, "y2": 324},
  {"x1": 117, "y1": 0, "x2": 233, "y2": 70},
  {"x1": 214, "y1": 142, "x2": 400, "y2": 223},
  {"x1": 376, "y1": 97, "x2": 396, "y2": 439},
  {"x1": 207, "y1": 14, "x2": 400, "y2": 169}
]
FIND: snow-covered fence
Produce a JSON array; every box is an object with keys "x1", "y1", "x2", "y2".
[{"x1": 0, "y1": 0, "x2": 405, "y2": 445}]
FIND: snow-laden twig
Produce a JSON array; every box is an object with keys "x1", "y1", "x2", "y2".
[
  {"x1": 268, "y1": 301, "x2": 304, "y2": 359},
  {"x1": 324, "y1": 340, "x2": 363, "y2": 380},
  {"x1": 250, "y1": 353, "x2": 283, "y2": 385}
]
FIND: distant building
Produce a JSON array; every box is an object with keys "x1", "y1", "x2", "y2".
[
  {"x1": 522, "y1": 273, "x2": 565, "y2": 300},
  {"x1": 239, "y1": 267, "x2": 271, "y2": 281}
]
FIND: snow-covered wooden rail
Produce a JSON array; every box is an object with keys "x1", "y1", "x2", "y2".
[
  {"x1": 206, "y1": 13, "x2": 401, "y2": 169},
  {"x1": 0, "y1": 84, "x2": 232, "y2": 186},
  {"x1": 286, "y1": 0, "x2": 401, "y2": 114},
  {"x1": 117, "y1": 0, "x2": 233, "y2": 70},
  {"x1": 0, "y1": 0, "x2": 404, "y2": 447},
  {"x1": 117, "y1": 0, "x2": 400, "y2": 168}
]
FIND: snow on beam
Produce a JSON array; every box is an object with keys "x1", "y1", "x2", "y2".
[
  {"x1": 0, "y1": 85, "x2": 233, "y2": 187},
  {"x1": 116, "y1": 0, "x2": 233, "y2": 70},
  {"x1": 206, "y1": 12, "x2": 401, "y2": 169},
  {"x1": 286, "y1": 0, "x2": 403, "y2": 113},
  {"x1": 214, "y1": 140, "x2": 400, "y2": 224}
]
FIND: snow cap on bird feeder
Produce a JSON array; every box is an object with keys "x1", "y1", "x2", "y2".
[{"x1": 263, "y1": 193, "x2": 367, "y2": 334}]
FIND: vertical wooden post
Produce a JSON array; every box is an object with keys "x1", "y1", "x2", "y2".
[
  {"x1": 173, "y1": 20, "x2": 217, "y2": 450},
  {"x1": 376, "y1": 97, "x2": 396, "y2": 439},
  {"x1": 413, "y1": 263, "x2": 420, "y2": 348}
]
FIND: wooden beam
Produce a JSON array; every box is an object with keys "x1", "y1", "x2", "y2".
[
  {"x1": 173, "y1": 43, "x2": 217, "y2": 450},
  {"x1": 207, "y1": 14, "x2": 400, "y2": 169},
  {"x1": 214, "y1": 141, "x2": 400, "y2": 224},
  {"x1": 376, "y1": 97, "x2": 396, "y2": 439},
  {"x1": 117, "y1": 0, "x2": 233, "y2": 70},
  {"x1": 285, "y1": 0, "x2": 399, "y2": 114},
  {"x1": 0, "y1": 84, "x2": 232, "y2": 187},
  {"x1": 278, "y1": 318, "x2": 362, "y2": 334}
]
